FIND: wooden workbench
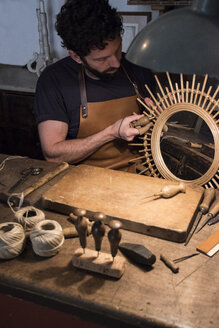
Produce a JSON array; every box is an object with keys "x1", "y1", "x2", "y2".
[{"x1": 0, "y1": 154, "x2": 218, "y2": 328}]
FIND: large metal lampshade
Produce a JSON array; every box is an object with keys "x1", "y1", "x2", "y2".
[{"x1": 126, "y1": 0, "x2": 219, "y2": 78}]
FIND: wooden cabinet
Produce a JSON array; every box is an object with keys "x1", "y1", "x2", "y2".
[{"x1": 0, "y1": 89, "x2": 43, "y2": 159}]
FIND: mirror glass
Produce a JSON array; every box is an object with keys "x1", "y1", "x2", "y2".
[{"x1": 160, "y1": 111, "x2": 214, "y2": 180}]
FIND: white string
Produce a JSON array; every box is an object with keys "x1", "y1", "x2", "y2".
[
  {"x1": 0, "y1": 222, "x2": 26, "y2": 259},
  {"x1": 7, "y1": 192, "x2": 24, "y2": 213},
  {"x1": 14, "y1": 206, "x2": 45, "y2": 232},
  {"x1": 30, "y1": 220, "x2": 64, "y2": 257}
]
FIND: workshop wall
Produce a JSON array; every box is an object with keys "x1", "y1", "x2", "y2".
[{"x1": 0, "y1": 0, "x2": 158, "y2": 66}]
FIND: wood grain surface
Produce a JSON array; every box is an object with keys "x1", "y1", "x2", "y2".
[{"x1": 42, "y1": 165, "x2": 203, "y2": 242}]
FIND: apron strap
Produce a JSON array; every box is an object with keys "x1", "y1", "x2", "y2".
[{"x1": 78, "y1": 65, "x2": 88, "y2": 118}]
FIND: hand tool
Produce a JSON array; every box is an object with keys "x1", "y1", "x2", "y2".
[
  {"x1": 173, "y1": 252, "x2": 200, "y2": 263},
  {"x1": 208, "y1": 214, "x2": 219, "y2": 226},
  {"x1": 8, "y1": 167, "x2": 43, "y2": 193},
  {"x1": 91, "y1": 212, "x2": 106, "y2": 257},
  {"x1": 143, "y1": 182, "x2": 186, "y2": 200},
  {"x1": 184, "y1": 188, "x2": 215, "y2": 246},
  {"x1": 196, "y1": 201, "x2": 219, "y2": 233},
  {"x1": 160, "y1": 254, "x2": 179, "y2": 273},
  {"x1": 108, "y1": 220, "x2": 122, "y2": 261},
  {"x1": 73, "y1": 208, "x2": 88, "y2": 253}
]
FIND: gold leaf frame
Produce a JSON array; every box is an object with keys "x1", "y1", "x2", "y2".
[{"x1": 130, "y1": 73, "x2": 219, "y2": 188}]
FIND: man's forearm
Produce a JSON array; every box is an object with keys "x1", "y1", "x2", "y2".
[{"x1": 43, "y1": 124, "x2": 116, "y2": 163}]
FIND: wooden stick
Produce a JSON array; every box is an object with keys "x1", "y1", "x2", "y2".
[
  {"x1": 193, "y1": 83, "x2": 200, "y2": 105},
  {"x1": 166, "y1": 72, "x2": 177, "y2": 104},
  {"x1": 129, "y1": 155, "x2": 146, "y2": 163},
  {"x1": 180, "y1": 73, "x2": 184, "y2": 103},
  {"x1": 190, "y1": 74, "x2": 196, "y2": 104},
  {"x1": 165, "y1": 87, "x2": 174, "y2": 105},
  {"x1": 186, "y1": 81, "x2": 189, "y2": 103},
  {"x1": 209, "y1": 99, "x2": 219, "y2": 115},
  {"x1": 157, "y1": 93, "x2": 166, "y2": 110},
  {"x1": 175, "y1": 83, "x2": 181, "y2": 103},
  {"x1": 23, "y1": 162, "x2": 69, "y2": 197},
  {"x1": 144, "y1": 84, "x2": 163, "y2": 115},
  {"x1": 198, "y1": 74, "x2": 208, "y2": 107},
  {"x1": 137, "y1": 97, "x2": 152, "y2": 112},
  {"x1": 154, "y1": 75, "x2": 170, "y2": 107},
  {"x1": 206, "y1": 86, "x2": 219, "y2": 111},
  {"x1": 201, "y1": 86, "x2": 212, "y2": 109}
]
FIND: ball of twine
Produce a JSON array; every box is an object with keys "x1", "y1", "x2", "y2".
[
  {"x1": 30, "y1": 220, "x2": 64, "y2": 257},
  {"x1": 14, "y1": 206, "x2": 45, "y2": 232},
  {"x1": 0, "y1": 222, "x2": 26, "y2": 259}
]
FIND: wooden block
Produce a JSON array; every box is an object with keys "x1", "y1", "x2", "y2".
[
  {"x1": 72, "y1": 248, "x2": 125, "y2": 279},
  {"x1": 42, "y1": 165, "x2": 203, "y2": 242},
  {"x1": 197, "y1": 230, "x2": 219, "y2": 257}
]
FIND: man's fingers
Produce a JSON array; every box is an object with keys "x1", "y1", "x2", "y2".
[{"x1": 145, "y1": 97, "x2": 154, "y2": 107}]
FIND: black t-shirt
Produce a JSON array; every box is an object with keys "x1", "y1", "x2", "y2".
[{"x1": 34, "y1": 54, "x2": 155, "y2": 139}]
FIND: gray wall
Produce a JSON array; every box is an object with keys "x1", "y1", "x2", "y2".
[{"x1": 0, "y1": 0, "x2": 158, "y2": 66}]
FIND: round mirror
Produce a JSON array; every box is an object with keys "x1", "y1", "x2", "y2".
[
  {"x1": 160, "y1": 111, "x2": 214, "y2": 180},
  {"x1": 131, "y1": 73, "x2": 219, "y2": 188}
]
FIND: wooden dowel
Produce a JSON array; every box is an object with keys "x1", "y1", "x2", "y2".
[
  {"x1": 175, "y1": 83, "x2": 181, "y2": 103},
  {"x1": 190, "y1": 74, "x2": 196, "y2": 103},
  {"x1": 166, "y1": 72, "x2": 177, "y2": 104},
  {"x1": 193, "y1": 83, "x2": 200, "y2": 105},
  {"x1": 165, "y1": 87, "x2": 174, "y2": 105},
  {"x1": 129, "y1": 155, "x2": 146, "y2": 163},
  {"x1": 186, "y1": 81, "x2": 189, "y2": 103},
  {"x1": 157, "y1": 93, "x2": 166, "y2": 110},
  {"x1": 206, "y1": 86, "x2": 219, "y2": 111},
  {"x1": 201, "y1": 86, "x2": 212, "y2": 109},
  {"x1": 144, "y1": 84, "x2": 163, "y2": 115},
  {"x1": 23, "y1": 162, "x2": 69, "y2": 197},
  {"x1": 198, "y1": 74, "x2": 208, "y2": 107},
  {"x1": 209, "y1": 99, "x2": 219, "y2": 115},
  {"x1": 154, "y1": 75, "x2": 169, "y2": 107},
  {"x1": 180, "y1": 73, "x2": 184, "y2": 103}
]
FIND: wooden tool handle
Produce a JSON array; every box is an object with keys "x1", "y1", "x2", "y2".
[
  {"x1": 130, "y1": 116, "x2": 150, "y2": 128},
  {"x1": 76, "y1": 216, "x2": 88, "y2": 249},
  {"x1": 23, "y1": 162, "x2": 69, "y2": 197},
  {"x1": 155, "y1": 182, "x2": 186, "y2": 198},
  {"x1": 209, "y1": 202, "x2": 219, "y2": 218},
  {"x1": 160, "y1": 254, "x2": 179, "y2": 273},
  {"x1": 63, "y1": 227, "x2": 78, "y2": 238},
  {"x1": 200, "y1": 188, "x2": 216, "y2": 214},
  {"x1": 108, "y1": 220, "x2": 122, "y2": 258}
]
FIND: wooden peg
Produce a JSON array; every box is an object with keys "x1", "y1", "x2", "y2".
[
  {"x1": 108, "y1": 220, "x2": 122, "y2": 261},
  {"x1": 91, "y1": 212, "x2": 106, "y2": 256},
  {"x1": 73, "y1": 208, "x2": 88, "y2": 252}
]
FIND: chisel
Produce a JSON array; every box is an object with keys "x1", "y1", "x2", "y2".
[
  {"x1": 196, "y1": 201, "x2": 219, "y2": 233},
  {"x1": 184, "y1": 188, "x2": 216, "y2": 246}
]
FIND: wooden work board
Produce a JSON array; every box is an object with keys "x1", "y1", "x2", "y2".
[{"x1": 41, "y1": 165, "x2": 203, "y2": 242}]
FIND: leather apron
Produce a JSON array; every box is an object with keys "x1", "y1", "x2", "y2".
[{"x1": 77, "y1": 66, "x2": 140, "y2": 171}]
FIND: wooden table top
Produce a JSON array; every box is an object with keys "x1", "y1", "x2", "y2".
[{"x1": 0, "y1": 154, "x2": 218, "y2": 328}]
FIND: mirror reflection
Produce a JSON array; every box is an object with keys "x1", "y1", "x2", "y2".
[{"x1": 160, "y1": 111, "x2": 214, "y2": 180}]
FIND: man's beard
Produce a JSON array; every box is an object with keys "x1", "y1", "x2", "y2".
[{"x1": 81, "y1": 58, "x2": 120, "y2": 80}]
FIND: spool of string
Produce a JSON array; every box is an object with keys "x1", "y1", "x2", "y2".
[
  {"x1": 30, "y1": 220, "x2": 64, "y2": 257},
  {"x1": 0, "y1": 222, "x2": 26, "y2": 259},
  {"x1": 14, "y1": 206, "x2": 45, "y2": 233}
]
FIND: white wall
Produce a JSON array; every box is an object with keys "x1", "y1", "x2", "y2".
[{"x1": 0, "y1": 0, "x2": 158, "y2": 66}]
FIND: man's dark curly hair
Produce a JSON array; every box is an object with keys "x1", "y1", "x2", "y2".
[{"x1": 55, "y1": 0, "x2": 123, "y2": 57}]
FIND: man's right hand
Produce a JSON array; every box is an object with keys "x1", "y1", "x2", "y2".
[{"x1": 113, "y1": 114, "x2": 144, "y2": 142}]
